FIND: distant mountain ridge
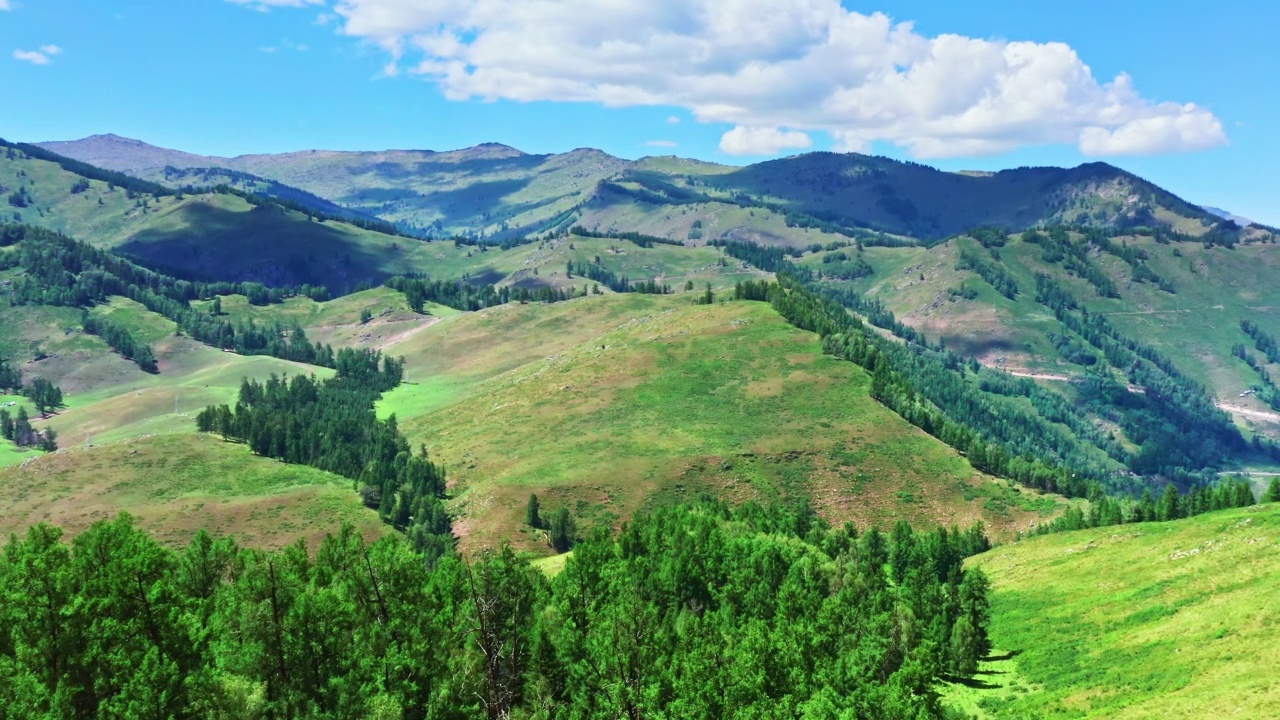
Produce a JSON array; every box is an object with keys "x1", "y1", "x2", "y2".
[{"x1": 38, "y1": 134, "x2": 1237, "y2": 243}]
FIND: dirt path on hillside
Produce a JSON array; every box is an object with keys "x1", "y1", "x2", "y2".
[
  {"x1": 1004, "y1": 371, "x2": 1280, "y2": 424},
  {"x1": 374, "y1": 316, "x2": 440, "y2": 351},
  {"x1": 1006, "y1": 370, "x2": 1074, "y2": 382},
  {"x1": 1218, "y1": 403, "x2": 1280, "y2": 423}
]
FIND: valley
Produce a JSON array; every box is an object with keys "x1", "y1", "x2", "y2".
[{"x1": 0, "y1": 133, "x2": 1276, "y2": 719}]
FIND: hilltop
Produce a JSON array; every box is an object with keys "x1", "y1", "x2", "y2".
[{"x1": 38, "y1": 134, "x2": 1245, "y2": 244}]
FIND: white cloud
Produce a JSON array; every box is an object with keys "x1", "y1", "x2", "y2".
[
  {"x1": 39, "y1": 44, "x2": 61, "y2": 55},
  {"x1": 13, "y1": 48, "x2": 53, "y2": 64},
  {"x1": 1078, "y1": 109, "x2": 1227, "y2": 155},
  {"x1": 0, "y1": 1, "x2": 11, "y2": 12},
  {"x1": 303, "y1": 0, "x2": 1225, "y2": 158},
  {"x1": 666, "y1": 115, "x2": 681, "y2": 124},
  {"x1": 226, "y1": 0, "x2": 324, "y2": 11},
  {"x1": 719, "y1": 126, "x2": 812, "y2": 156},
  {"x1": 645, "y1": 140, "x2": 678, "y2": 148}
]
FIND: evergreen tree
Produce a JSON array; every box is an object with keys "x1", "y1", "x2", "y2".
[
  {"x1": 549, "y1": 508, "x2": 575, "y2": 553},
  {"x1": 1265, "y1": 478, "x2": 1280, "y2": 503},
  {"x1": 526, "y1": 494, "x2": 541, "y2": 529}
]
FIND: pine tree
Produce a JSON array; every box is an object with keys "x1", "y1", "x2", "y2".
[
  {"x1": 550, "y1": 508, "x2": 575, "y2": 553},
  {"x1": 526, "y1": 494, "x2": 541, "y2": 529},
  {"x1": 1264, "y1": 478, "x2": 1280, "y2": 503}
]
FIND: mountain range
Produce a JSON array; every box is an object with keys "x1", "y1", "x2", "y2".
[{"x1": 39, "y1": 133, "x2": 1258, "y2": 244}]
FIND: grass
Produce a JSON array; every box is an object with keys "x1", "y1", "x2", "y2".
[
  {"x1": 943, "y1": 503, "x2": 1280, "y2": 719},
  {"x1": 0, "y1": 433, "x2": 384, "y2": 550},
  {"x1": 380, "y1": 294, "x2": 1062, "y2": 554},
  {"x1": 41, "y1": 335, "x2": 334, "y2": 448}
]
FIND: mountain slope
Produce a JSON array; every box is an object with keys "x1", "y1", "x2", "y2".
[
  {"x1": 1, "y1": 139, "x2": 440, "y2": 292},
  {"x1": 39, "y1": 135, "x2": 1236, "y2": 244},
  {"x1": 805, "y1": 228, "x2": 1280, "y2": 439},
  {"x1": 371, "y1": 292, "x2": 1061, "y2": 553},
  {"x1": 39, "y1": 135, "x2": 631, "y2": 240},
  {"x1": 949, "y1": 502, "x2": 1280, "y2": 718}
]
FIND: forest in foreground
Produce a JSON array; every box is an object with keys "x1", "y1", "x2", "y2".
[{"x1": 0, "y1": 502, "x2": 991, "y2": 720}]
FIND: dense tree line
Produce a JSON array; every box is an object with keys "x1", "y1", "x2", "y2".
[
  {"x1": 966, "y1": 226, "x2": 1009, "y2": 248},
  {"x1": 1033, "y1": 477, "x2": 1259, "y2": 535},
  {"x1": 386, "y1": 275, "x2": 509, "y2": 312},
  {"x1": 0, "y1": 405, "x2": 55, "y2": 451},
  {"x1": 0, "y1": 358, "x2": 62, "y2": 452},
  {"x1": 1034, "y1": 273, "x2": 1255, "y2": 475},
  {"x1": 194, "y1": 348, "x2": 456, "y2": 561},
  {"x1": 567, "y1": 226, "x2": 686, "y2": 248},
  {"x1": 1241, "y1": 319, "x2": 1280, "y2": 364},
  {"x1": 0, "y1": 138, "x2": 174, "y2": 199},
  {"x1": 0, "y1": 358, "x2": 21, "y2": 395},
  {"x1": 0, "y1": 500, "x2": 991, "y2": 719},
  {"x1": 711, "y1": 239, "x2": 929, "y2": 344},
  {"x1": 565, "y1": 259, "x2": 672, "y2": 294},
  {"x1": 0, "y1": 224, "x2": 339, "y2": 367},
  {"x1": 80, "y1": 311, "x2": 158, "y2": 373},
  {"x1": 817, "y1": 249, "x2": 875, "y2": 280},
  {"x1": 718, "y1": 242, "x2": 1125, "y2": 490},
  {"x1": 956, "y1": 247, "x2": 1019, "y2": 299},
  {"x1": 724, "y1": 240, "x2": 1277, "y2": 500},
  {"x1": 1232, "y1": 343, "x2": 1280, "y2": 411}
]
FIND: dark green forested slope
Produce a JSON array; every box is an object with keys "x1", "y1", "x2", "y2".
[{"x1": 0, "y1": 501, "x2": 992, "y2": 719}]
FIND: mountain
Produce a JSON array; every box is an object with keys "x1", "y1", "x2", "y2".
[
  {"x1": 39, "y1": 135, "x2": 1231, "y2": 244},
  {"x1": 38, "y1": 133, "x2": 222, "y2": 175},
  {"x1": 1200, "y1": 204, "x2": 1257, "y2": 227},
  {"x1": 1, "y1": 138, "x2": 431, "y2": 292}
]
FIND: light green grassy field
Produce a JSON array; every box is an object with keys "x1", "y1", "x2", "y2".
[
  {"x1": 0, "y1": 433, "x2": 383, "y2": 550},
  {"x1": 41, "y1": 335, "x2": 333, "y2": 448},
  {"x1": 944, "y1": 502, "x2": 1280, "y2": 719},
  {"x1": 377, "y1": 293, "x2": 1062, "y2": 554}
]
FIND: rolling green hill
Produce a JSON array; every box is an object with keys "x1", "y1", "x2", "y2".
[
  {"x1": 947, "y1": 502, "x2": 1280, "y2": 719},
  {"x1": 369, "y1": 292, "x2": 1061, "y2": 553},
  {"x1": 0, "y1": 433, "x2": 384, "y2": 550}
]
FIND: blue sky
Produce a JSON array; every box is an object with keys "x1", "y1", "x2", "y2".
[{"x1": 1, "y1": 0, "x2": 1276, "y2": 224}]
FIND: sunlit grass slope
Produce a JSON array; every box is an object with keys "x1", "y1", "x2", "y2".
[
  {"x1": 945, "y1": 503, "x2": 1280, "y2": 719},
  {"x1": 0, "y1": 434, "x2": 382, "y2": 550},
  {"x1": 378, "y1": 294, "x2": 1061, "y2": 553}
]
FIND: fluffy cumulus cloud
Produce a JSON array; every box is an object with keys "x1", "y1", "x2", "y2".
[
  {"x1": 258, "y1": 0, "x2": 1227, "y2": 157},
  {"x1": 13, "y1": 45, "x2": 60, "y2": 65},
  {"x1": 719, "y1": 126, "x2": 812, "y2": 156}
]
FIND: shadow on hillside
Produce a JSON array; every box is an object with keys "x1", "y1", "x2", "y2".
[
  {"x1": 118, "y1": 201, "x2": 395, "y2": 294},
  {"x1": 941, "y1": 335, "x2": 1018, "y2": 359},
  {"x1": 983, "y1": 650, "x2": 1021, "y2": 662},
  {"x1": 944, "y1": 675, "x2": 1002, "y2": 690}
]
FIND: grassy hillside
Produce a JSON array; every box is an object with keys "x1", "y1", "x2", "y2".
[
  {"x1": 0, "y1": 433, "x2": 382, "y2": 550},
  {"x1": 948, "y1": 503, "x2": 1280, "y2": 719},
  {"x1": 811, "y1": 230, "x2": 1280, "y2": 439},
  {"x1": 375, "y1": 293, "x2": 1061, "y2": 553},
  {"x1": 0, "y1": 141, "x2": 442, "y2": 292}
]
